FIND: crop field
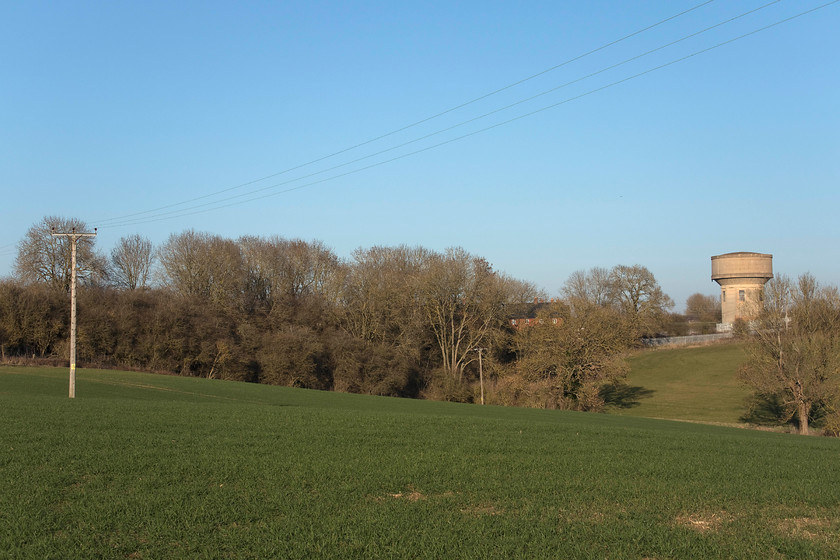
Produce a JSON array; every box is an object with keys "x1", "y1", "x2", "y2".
[{"x1": 2, "y1": 366, "x2": 840, "y2": 559}]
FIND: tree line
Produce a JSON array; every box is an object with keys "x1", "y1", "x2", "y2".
[
  {"x1": 7, "y1": 216, "x2": 836, "y2": 433},
  {"x1": 2, "y1": 216, "x2": 695, "y2": 410}
]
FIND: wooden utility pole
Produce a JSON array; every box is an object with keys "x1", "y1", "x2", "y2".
[
  {"x1": 472, "y1": 347, "x2": 487, "y2": 405},
  {"x1": 51, "y1": 227, "x2": 97, "y2": 398}
]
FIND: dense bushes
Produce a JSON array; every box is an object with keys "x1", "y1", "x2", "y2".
[
  {"x1": 3, "y1": 230, "x2": 674, "y2": 407},
  {"x1": 0, "y1": 278, "x2": 427, "y2": 396},
  {"x1": 0, "y1": 281, "x2": 66, "y2": 359}
]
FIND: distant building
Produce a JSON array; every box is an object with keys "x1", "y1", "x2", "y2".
[
  {"x1": 711, "y1": 252, "x2": 773, "y2": 326},
  {"x1": 509, "y1": 317, "x2": 562, "y2": 328},
  {"x1": 508, "y1": 298, "x2": 563, "y2": 329}
]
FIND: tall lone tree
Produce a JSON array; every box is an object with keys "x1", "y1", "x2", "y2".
[{"x1": 739, "y1": 274, "x2": 840, "y2": 435}]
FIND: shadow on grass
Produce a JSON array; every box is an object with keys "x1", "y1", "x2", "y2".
[
  {"x1": 740, "y1": 393, "x2": 789, "y2": 425},
  {"x1": 740, "y1": 393, "x2": 829, "y2": 430},
  {"x1": 600, "y1": 382, "x2": 655, "y2": 409}
]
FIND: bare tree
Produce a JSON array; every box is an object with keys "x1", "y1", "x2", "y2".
[
  {"x1": 685, "y1": 293, "x2": 720, "y2": 320},
  {"x1": 156, "y1": 230, "x2": 212, "y2": 298},
  {"x1": 238, "y1": 235, "x2": 277, "y2": 312},
  {"x1": 608, "y1": 264, "x2": 674, "y2": 338},
  {"x1": 739, "y1": 274, "x2": 840, "y2": 435},
  {"x1": 239, "y1": 235, "x2": 343, "y2": 314},
  {"x1": 685, "y1": 293, "x2": 721, "y2": 333},
  {"x1": 14, "y1": 216, "x2": 106, "y2": 292},
  {"x1": 339, "y1": 245, "x2": 430, "y2": 347},
  {"x1": 562, "y1": 267, "x2": 612, "y2": 309},
  {"x1": 157, "y1": 230, "x2": 243, "y2": 306},
  {"x1": 111, "y1": 234, "x2": 154, "y2": 290},
  {"x1": 418, "y1": 247, "x2": 509, "y2": 381}
]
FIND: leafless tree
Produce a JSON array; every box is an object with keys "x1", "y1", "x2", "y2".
[
  {"x1": 562, "y1": 266, "x2": 612, "y2": 309},
  {"x1": 111, "y1": 234, "x2": 154, "y2": 290},
  {"x1": 239, "y1": 235, "x2": 343, "y2": 314},
  {"x1": 14, "y1": 216, "x2": 106, "y2": 292},
  {"x1": 685, "y1": 293, "x2": 720, "y2": 320},
  {"x1": 685, "y1": 293, "x2": 721, "y2": 332},
  {"x1": 608, "y1": 264, "x2": 674, "y2": 338},
  {"x1": 156, "y1": 230, "x2": 243, "y2": 306},
  {"x1": 739, "y1": 274, "x2": 840, "y2": 435},
  {"x1": 418, "y1": 247, "x2": 510, "y2": 381},
  {"x1": 338, "y1": 245, "x2": 430, "y2": 347}
]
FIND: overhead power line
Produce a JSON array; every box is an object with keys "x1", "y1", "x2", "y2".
[
  {"x1": 99, "y1": 1, "x2": 838, "y2": 229},
  {"x1": 105, "y1": 1, "x2": 781, "y2": 228},
  {"x1": 0, "y1": 242, "x2": 18, "y2": 261},
  {"x1": 101, "y1": 0, "x2": 783, "y2": 226},
  {"x1": 95, "y1": 1, "x2": 839, "y2": 229},
  {"x1": 93, "y1": 0, "x2": 717, "y2": 228}
]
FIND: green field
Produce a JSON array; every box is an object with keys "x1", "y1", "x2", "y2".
[
  {"x1": 610, "y1": 343, "x2": 752, "y2": 425},
  {"x1": 3, "y1": 365, "x2": 840, "y2": 559}
]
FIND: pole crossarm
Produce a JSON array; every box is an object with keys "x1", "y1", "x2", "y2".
[
  {"x1": 50, "y1": 227, "x2": 97, "y2": 398},
  {"x1": 50, "y1": 229, "x2": 97, "y2": 239}
]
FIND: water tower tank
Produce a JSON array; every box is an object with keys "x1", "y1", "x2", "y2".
[{"x1": 711, "y1": 252, "x2": 773, "y2": 325}]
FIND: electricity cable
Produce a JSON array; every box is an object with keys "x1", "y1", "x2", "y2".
[
  {"x1": 99, "y1": 1, "x2": 837, "y2": 228},
  {"x1": 109, "y1": 0, "x2": 782, "y2": 224},
  {"x1": 96, "y1": 1, "x2": 791, "y2": 227},
  {"x1": 92, "y1": 0, "x2": 717, "y2": 227}
]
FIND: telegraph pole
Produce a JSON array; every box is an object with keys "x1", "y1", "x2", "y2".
[
  {"x1": 472, "y1": 347, "x2": 487, "y2": 405},
  {"x1": 51, "y1": 227, "x2": 97, "y2": 398}
]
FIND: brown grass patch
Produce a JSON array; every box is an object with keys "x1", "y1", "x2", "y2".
[
  {"x1": 381, "y1": 485, "x2": 427, "y2": 502},
  {"x1": 776, "y1": 516, "x2": 838, "y2": 542},
  {"x1": 675, "y1": 512, "x2": 730, "y2": 533},
  {"x1": 389, "y1": 490, "x2": 425, "y2": 502}
]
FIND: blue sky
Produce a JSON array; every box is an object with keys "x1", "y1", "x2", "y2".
[{"x1": 2, "y1": 0, "x2": 838, "y2": 309}]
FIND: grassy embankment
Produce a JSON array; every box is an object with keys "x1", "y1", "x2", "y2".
[
  {"x1": 3, "y1": 364, "x2": 839, "y2": 559},
  {"x1": 612, "y1": 343, "x2": 751, "y2": 425}
]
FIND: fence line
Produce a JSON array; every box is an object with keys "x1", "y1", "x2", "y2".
[{"x1": 643, "y1": 333, "x2": 733, "y2": 348}]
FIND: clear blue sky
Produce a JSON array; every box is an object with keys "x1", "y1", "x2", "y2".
[{"x1": 2, "y1": 0, "x2": 838, "y2": 310}]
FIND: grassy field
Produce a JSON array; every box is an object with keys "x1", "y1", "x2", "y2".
[
  {"x1": 610, "y1": 343, "x2": 752, "y2": 425},
  {"x1": 3, "y1": 365, "x2": 840, "y2": 559}
]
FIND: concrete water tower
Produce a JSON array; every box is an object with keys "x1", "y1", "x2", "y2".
[{"x1": 711, "y1": 252, "x2": 773, "y2": 325}]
